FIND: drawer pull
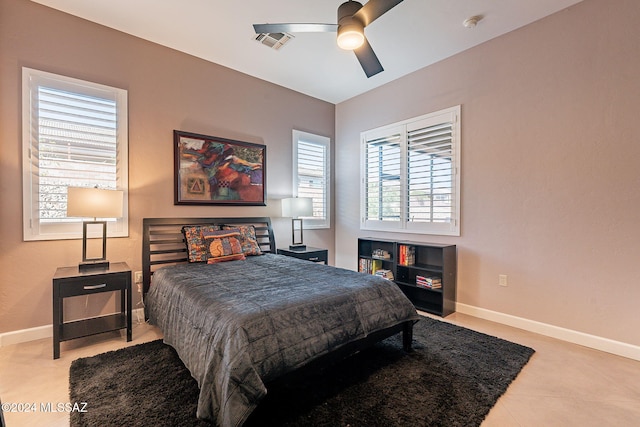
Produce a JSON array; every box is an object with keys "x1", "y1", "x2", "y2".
[
  {"x1": 84, "y1": 284, "x2": 107, "y2": 290},
  {"x1": 308, "y1": 257, "x2": 319, "y2": 261}
]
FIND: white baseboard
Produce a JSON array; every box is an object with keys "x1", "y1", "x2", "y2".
[
  {"x1": 0, "y1": 324, "x2": 51, "y2": 347},
  {"x1": 0, "y1": 308, "x2": 146, "y2": 348},
  {"x1": 456, "y1": 303, "x2": 640, "y2": 362}
]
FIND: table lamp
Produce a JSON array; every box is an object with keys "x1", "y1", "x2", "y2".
[
  {"x1": 67, "y1": 187, "x2": 124, "y2": 271},
  {"x1": 282, "y1": 197, "x2": 313, "y2": 250}
]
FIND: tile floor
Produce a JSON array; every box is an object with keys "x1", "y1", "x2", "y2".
[{"x1": 1, "y1": 312, "x2": 639, "y2": 426}]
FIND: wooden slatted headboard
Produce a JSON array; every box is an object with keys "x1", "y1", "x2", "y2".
[{"x1": 142, "y1": 217, "x2": 275, "y2": 296}]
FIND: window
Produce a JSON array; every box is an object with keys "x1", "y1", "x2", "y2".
[
  {"x1": 22, "y1": 68, "x2": 129, "y2": 241},
  {"x1": 361, "y1": 105, "x2": 460, "y2": 236},
  {"x1": 293, "y1": 130, "x2": 330, "y2": 229}
]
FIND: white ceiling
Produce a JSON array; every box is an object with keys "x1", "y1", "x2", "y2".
[{"x1": 31, "y1": 0, "x2": 584, "y2": 104}]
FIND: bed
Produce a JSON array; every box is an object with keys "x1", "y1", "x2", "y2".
[{"x1": 142, "y1": 217, "x2": 419, "y2": 426}]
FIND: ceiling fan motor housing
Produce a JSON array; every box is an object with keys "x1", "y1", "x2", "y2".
[{"x1": 338, "y1": 1, "x2": 364, "y2": 23}]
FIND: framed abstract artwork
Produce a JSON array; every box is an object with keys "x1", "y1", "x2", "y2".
[{"x1": 174, "y1": 130, "x2": 266, "y2": 205}]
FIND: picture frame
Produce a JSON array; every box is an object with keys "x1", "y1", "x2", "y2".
[{"x1": 174, "y1": 130, "x2": 266, "y2": 205}]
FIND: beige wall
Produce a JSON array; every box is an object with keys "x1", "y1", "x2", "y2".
[
  {"x1": 336, "y1": 0, "x2": 640, "y2": 346},
  {"x1": 0, "y1": 0, "x2": 335, "y2": 333}
]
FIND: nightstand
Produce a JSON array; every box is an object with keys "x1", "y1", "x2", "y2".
[
  {"x1": 277, "y1": 247, "x2": 328, "y2": 264},
  {"x1": 52, "y1": 262, "x2": 132, "y2": 359}
]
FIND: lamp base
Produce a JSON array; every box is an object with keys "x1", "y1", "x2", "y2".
[
  {"x1": 79, "y1": 260, "x2": 110, "y2": 272},
  {"x1": 288, "y1": 244, "x2": 307, "y2": 251}
]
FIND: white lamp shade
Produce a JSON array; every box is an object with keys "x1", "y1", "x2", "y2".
[
  {"x1": 282, "y1": 197, "x2": 313, "y2": 218},
  {"x1": 67, "y1": 187, "x2": 124, "y2": 218}
]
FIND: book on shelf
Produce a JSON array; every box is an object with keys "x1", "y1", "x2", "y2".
[
  {"x1": 374, "y1": 269, "x2": 394, "y2": 280},
  {"x1": 371, "y1": 248, "x2": 391, "y2": 259},
  {"x1": 358, "y1": 257, "x2": 369, "y2": 274},
  {"x1": 398, "y1": 245, "x2": 415, "y2": 266},
  {"x1": 416, "y1": 275, "x2": 441, "y2": 289},
  {"x1": 372, "y1": 259, "x2": 382, "y2": 274},
  {"x1": 358, "y1": 258, "x2": 383, "y2": 275}
]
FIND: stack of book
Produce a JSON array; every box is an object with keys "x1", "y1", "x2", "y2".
[
  {"x1": 374, "y1": 269, "x2": 394, "y2": 280},
  {"x1": 372, "y1": 249, "x2": 391, "y2": 259},
  {"x1": 398, "y1": 245, "x2": 415, "y2": 266},
  {"x1": 416, "y1": 275, "x2": 441, "y2": 289}
]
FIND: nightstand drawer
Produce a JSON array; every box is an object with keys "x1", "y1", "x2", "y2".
[
  {"x1": 56, "y1": 272, "x2": 128, "y2": 297},
  {"x1": 277, "y1": 247, "x2": 328, "y2": 264}
]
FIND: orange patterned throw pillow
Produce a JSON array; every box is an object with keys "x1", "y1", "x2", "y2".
[
  {"x1": 203, "y1": 230, "x2": 246, "y2": 264},
  {"x1": 182, "y1": 225, "x2": 220, "y2": 262},
  {"x1": 222, "y1": 224, "x2": 263, "y2": 256}
]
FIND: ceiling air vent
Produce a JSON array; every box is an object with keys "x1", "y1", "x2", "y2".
[{"x1": 255, "y1": 32, "x2": 293, "y2": 50}]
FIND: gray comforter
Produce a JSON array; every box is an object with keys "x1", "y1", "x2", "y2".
[{"x1": 146, "y1": 253, "x2": 419, "y2": 426}]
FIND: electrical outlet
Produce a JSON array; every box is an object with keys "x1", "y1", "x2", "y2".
[
  {"x1": 134, "y1": 271, "x2": 143, "y2": 283},
  {"x1": 498, "y1": 274, "x2": 508, "y2": 287}
]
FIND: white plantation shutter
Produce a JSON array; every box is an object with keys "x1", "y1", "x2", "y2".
[
  {"x1": 22, "y1": 68, "x2": 128, "y2": 240},
  {"x1": 364, "y1": 130, "x2": 402, "y2": 225},
  {"x1": 361, "y1": 106, "x2": 460, "y2": 236},
  {"x1": 407, "y1": 120, "x2": 454, "y2": 224},
  {"x1": 36, "y1": 87, "x2": 118, "y2": 221},
  {"x1": 293, "y1": 130, "x2": 330, "y2": 228},
  {"x1": 297, "y1": 141, "x2": 326, "y2": 216}
]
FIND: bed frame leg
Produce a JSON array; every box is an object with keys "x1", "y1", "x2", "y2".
[{"x1": 402, "y1": 321, "x2": 413, "y2": 352}]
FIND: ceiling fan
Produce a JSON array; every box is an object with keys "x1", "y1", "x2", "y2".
[{"x1": 253, "y1": 0, "x2": 404, "y2": 78}]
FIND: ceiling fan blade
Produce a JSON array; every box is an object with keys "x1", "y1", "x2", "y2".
[
  {"x1": 354, "y1": 0, "x2": 404, "y2": 27},
  {"x1": 253, "y1": 23, "x2": 338, "y2": 34},
  {"x1": 353, "y1": 37, "x2": 384, "y2": 78}
]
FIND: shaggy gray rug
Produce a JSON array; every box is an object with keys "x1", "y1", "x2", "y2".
[{"x1": 69, "y1": 316, "x2": 534, "y2": 426}]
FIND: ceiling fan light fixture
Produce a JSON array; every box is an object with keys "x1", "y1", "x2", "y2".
[
  {"x1": 337, "y1": 1, "x2": 365, "y2": 50},
  {"x1": 337, "y1": 23, "x2": 365, "y2": 50}
]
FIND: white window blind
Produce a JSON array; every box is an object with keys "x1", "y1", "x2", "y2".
[
  {"x1": 293, "y1": 130, "x2": 330, "y2": 228},
  {"x1": 407, "y1": 121, "x2": 454, "y2": 224},
  {"x1": 361, "y1": 106, "x2": 460, "y2": 236},
  {"x1": 22, "y1": 68, "x2": 129, "y2": 241},
  {"x1": 364, "y1": 131, "x2": 402, "y2": 222}
]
